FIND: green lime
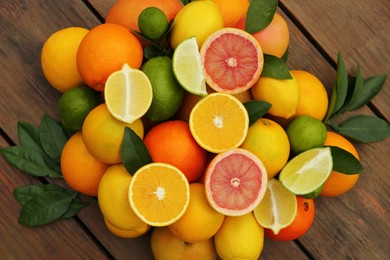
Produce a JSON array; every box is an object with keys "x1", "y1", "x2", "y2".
[
  {"x1": 302, "y1": 184, "x2": 324, "y2": 199},
  {"x1": 286, "y1": 115, "x2": 327, "y2": 155},
  {"x1": 141, "y1": 56, "x2": 184, "y2": 121},
  {"x1": 279, "y1": 147, "x2": 333, "y2": 195},
  {"x1": 138, "y1": 7, "x2": 168, "y2": 40},
  {"x1": 58, "y1": 85, "x2": 102, "y2": 130}
]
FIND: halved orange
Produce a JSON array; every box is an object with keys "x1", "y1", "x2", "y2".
[
  {"x1": 128, "y1": 163, "x2": 190, "y2": 227},
  {"x1": 189, "y1": 93, "x2": 249, "y2": 153}
]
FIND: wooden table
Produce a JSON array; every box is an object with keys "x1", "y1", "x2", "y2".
[{"x1": 1, "y1": 0, "x2": 389, "y2": 259}]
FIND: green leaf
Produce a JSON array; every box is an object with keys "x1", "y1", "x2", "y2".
[
  {"x1": 13, "y1": 184, "x2": 47, "y2": 205},
  {"x1": 328, "y1": 146, "x2": 363, "y2": 174},
  {"x1": 246, "y1": 0, "x2": 278, "y2": 34},
  {"x1": 121, "y1": 127, "x2": 153, "y2": 174},
  {"x1": 332, "y1": 52, "x2": 349, "y2": 114},
  {"x1": 179, "y1": 0, "x2": 190, "y2": 5},
  {"x1": 261, "y1": 54, "x2": 292, "y2": 79},
  {"x1": 329, "y1": 115, "x2": 390, "y2": 143},
  {"x1": 244, "y1": 100, "x2": 272, "y2": 125},
  {"x1": 346, "y1": 74, "x2": 387, "y2": 111},
  {"x1": 18, "y1": 121, "x2": 43, "y2": 153},
  {"x1": 18, "y1": 190, "x2": 76, "y2": 227},
  {"x1": 0, "y1": 146, "x2": 58, "y2": 177},
  {"x1": 39, "y1": 115, "x2": 67, "y2": 163},
  {"x1": 60, "y1": 197, "x2": 87, "y2": 219}
]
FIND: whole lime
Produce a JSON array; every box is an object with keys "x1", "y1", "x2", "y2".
[
  {"x1": 58, "y1": 85, "x2": 102, "y2": 130},
  {"x1": 141, "y1": 56, "x2": 184, "y2": 121},
  {"x1": 138, "y1": 7, "x2": 169, "y2": 40},
  {"x1": 286, "y1": 115, "x2": 327, "y2": 155}
]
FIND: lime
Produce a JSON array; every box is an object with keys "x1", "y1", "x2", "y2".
[
  {"x1": 141, "y1": 56, "x2": 184, "y2": 121},
  {"x1": 58, "y1": 85, "x2": 102, "y2": 130},
  {"x1": 172, "y1": 37, "x2": 207, "y2": 96},
  {"x1": 104, "y1": 63, "x2": 153, "y2": 123},
  {"x1": 279, "y1": 147, "x2": 333, "y2": 195},
  {"x1": 286, "y1": 114, "x2": 327, "y2": 155},
  {"x1": 138, "y1": 7, "x2": 168, "y2": 40},
  {"x1": 303, "y1": 184, "x2": 324, "y2": 199},
  {"x1": 253, "y1": 178, "x2": 297, "y2": 234}
]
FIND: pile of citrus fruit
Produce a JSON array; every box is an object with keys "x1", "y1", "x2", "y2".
[{"x1": 17, "y1": 0, "x2": 387, "y2": 259}]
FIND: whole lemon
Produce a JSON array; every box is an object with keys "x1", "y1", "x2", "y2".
[
  {"x1": 41, "y1": 27, "x2": 88, "y2": 92},
  {"x1": 251, "y1": 74, "x2": 300, "y2": 119},
  {"x1": 214, "y1": 213, "x2": 264, "y2": 260},
  {"x1": 240, "y1": 118, "x2": 290, "y2": 179},
  {"x1": 168, "y1": 183, "x2": 225, "y2": 243},
  {"x1": 170, "y1": 0, "x2": 224, "y2": 49},
  {"x1": 98, "y1": 164, "x2": 150, "y2": 235}
]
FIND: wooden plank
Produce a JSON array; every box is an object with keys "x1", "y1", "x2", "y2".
[
  {"x1": 0, "y1": 137, "x2": 108, "y2": 259},
  {"x1": 280, "y1": 0, "x2": 390, "y2": 120}
]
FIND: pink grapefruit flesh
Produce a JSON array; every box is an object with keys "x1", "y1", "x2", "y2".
[
  {"x1": 204, "y1": 148, "x2": 268, "y2": 216},
  {"x1": 200, "y1": 28, "x2": 263, "y2": 94}
]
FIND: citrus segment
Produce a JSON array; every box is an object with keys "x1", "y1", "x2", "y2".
[
  {"x1": 104, "y1": 63, "x2": 153, "y2": 123},
  {"x1": 279, "y1": 147, "x2": 333, "y2": 195},
  {"x1": 129, "y1": 163, "x2": 190, "y2": 226},
  {"x1": 173, "y1": 37, "x2": 207, "y2": 96},
  {"x1": 253, "y1": 178, "x2": 297, "y2": 234},
  {"x1": 200, "y1": 28, "x2": 263, "y2": 94},
  {"x1": 204, "y1": 148, "x2": 268, "y2": 216},
  {"x1": 189, "y1": 93, "x2": 249, "y2": 153}
]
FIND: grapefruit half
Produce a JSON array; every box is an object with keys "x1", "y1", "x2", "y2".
[
  {"x1": 204, "y1": 148, "x2": 268, "y2": 216},
  {"x1": 200, "y1": 28, "x2": 263, "y2": 94}
]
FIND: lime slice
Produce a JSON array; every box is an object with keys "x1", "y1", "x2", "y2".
[
  {"x1": 104, "y1": 63, "x2": 153, "y2": 123},
  {"x1": 253, "y1": 178, "x2": 297, "y2": 234},
  {"x1": 172, "y1": 37, "x2": 207, "y2": 96},
  {"x1": 279, "y1": 147, "x2": 333, "y2": 195}
]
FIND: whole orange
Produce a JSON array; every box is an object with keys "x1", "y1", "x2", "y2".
[
  {"x1": 235, "y1": 13, "x2": 289, "y2": 58},
  {"x1": 60, "y1": 132, "x2": 110, "y2": 196},
  {"x1": 76, "y1": 23, "x2": 143, "y2": 91},
  {"x1": 105, "y1": 0, "x2": 183, "y2": 32},
  {"x1": 144, "y1": 120, "x2": 207, "y2": 183},
  {"x1": 265, "y1": 196, "x2": 315, "y2": 241},
  {"x1": 321, "y1": 131, "x2": 360, "y2": 197}
]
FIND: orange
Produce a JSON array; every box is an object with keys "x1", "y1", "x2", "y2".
[
  {"x1": 82, "y1": 103, "x2": 144, "y2": 164},
  {"x1": 144, "y1": 120, "x2": 207, "y2": 183},
  {"x1": 212, "y1": 0, "x2": 250, "y2": 27},
  {"x1": 290, "y1": 70, "x2": 329, "y2": 121},
  {"x1": 235, "y1": 13, "x2": 289, "y2": 58},
  {"x1": 105, "y1": 0, "x2": 183, "y2": 32},
  {"x1": 151, "y1": 227, "x2": 217, "y2": 260},
  {"x1": 76, "y1": 23, "x2": 143, "y2": 91},
  {"x1": 129, "y1": 163, "x2": 190, "y2": 226},
  {"x1": 168, "y1": 183, "x2": 225, "y2": 243},
  {"x1": 60, "y1": 132, "x2": 109, "y2": 196},
  {"x1": 321, "y1": 131, "x2": 360, "y2": 197},
  {"x1": 265, "y1": 196, "x2": 315, "y2": 241}
]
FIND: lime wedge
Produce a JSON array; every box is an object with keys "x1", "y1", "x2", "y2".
[
  {"x1": 279, "y1": 147, "x2": 333, "y2": 195},
  {"x1": 104, "y1": 63, "x2": 153, "y2": 124},
  {"x1": 172, "y1": 37, "x2": 207, "y2": 96},
  {"x1": 253, "y1": 178, "x2": 297, "y2": 234}
]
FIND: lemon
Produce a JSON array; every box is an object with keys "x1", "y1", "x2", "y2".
[
  {"x1": 253, "y1": 178, "x2": 297, "y2": 234},
  {"x1": 279, "y1": 147, "x2": 333, "y2": 195},
  {"x1": 138, "y1": 7, "x2": 168, "y2": 40},
  {"x1": 251, "y1": 74, "x2": 300, "y2": 119},
  {"x1": 58, "y1": 85, "x2": 102, "y2": 131},
  {"x1": 170, "y1": 0, "x2": 224, "y2": 49},
  {"x1": 214, "y1": 213, "x2": 264, "y2": 260},
  {"x1": 141, "y1": 56, "x2": 184, "y2": 121},
  {"x1": 104, "y1": 63, "x2": 153, "y2": 123},
  {"x1": 172, "y1": 37, "x2": 207, "y2": 96}
]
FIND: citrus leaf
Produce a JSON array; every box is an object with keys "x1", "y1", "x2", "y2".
[
  {"x1": 332, "y1": 52, "x2": 349, "y2": 114},
  {"x1": 246, "y1": 0, "x2": 278, "y2": 34},
  {"x1": 13, "y1": 184, "x2": 47, "y2": 206},
  {"x1": 244, "y1": 100, "x2": 272, "y2": 126},
  {"x1": 261, "y1": 54, "x2": 292, "y2": 79},
  {"x1": 18, "y1": 190, "x2": 76, "y2": 227},
  {"x1": 39, "y1": 115, "x2": 67, "y2": 163},
  {"x1": 18, "y1": 121, "x2": 43, "y2": 153},
  {"x1": 60, "y1": 197, "x2": 88, "y2": 219},
  {"x1": 0, "y1": 146, "x2": 58, "y2": 177},
  {"x1": 328, "y1": 146, "x2": 363, "y2": 174},
  {"x1": 329, "y1": 115, "x2": 390, "y2": 143},
  {"x1": 121, "y1": 127, "x2": 153, "y2": 174}
]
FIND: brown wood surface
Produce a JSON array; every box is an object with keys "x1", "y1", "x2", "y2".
[{"x1": 1, "y1": 0, "x2": 389, "y2": 259}]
